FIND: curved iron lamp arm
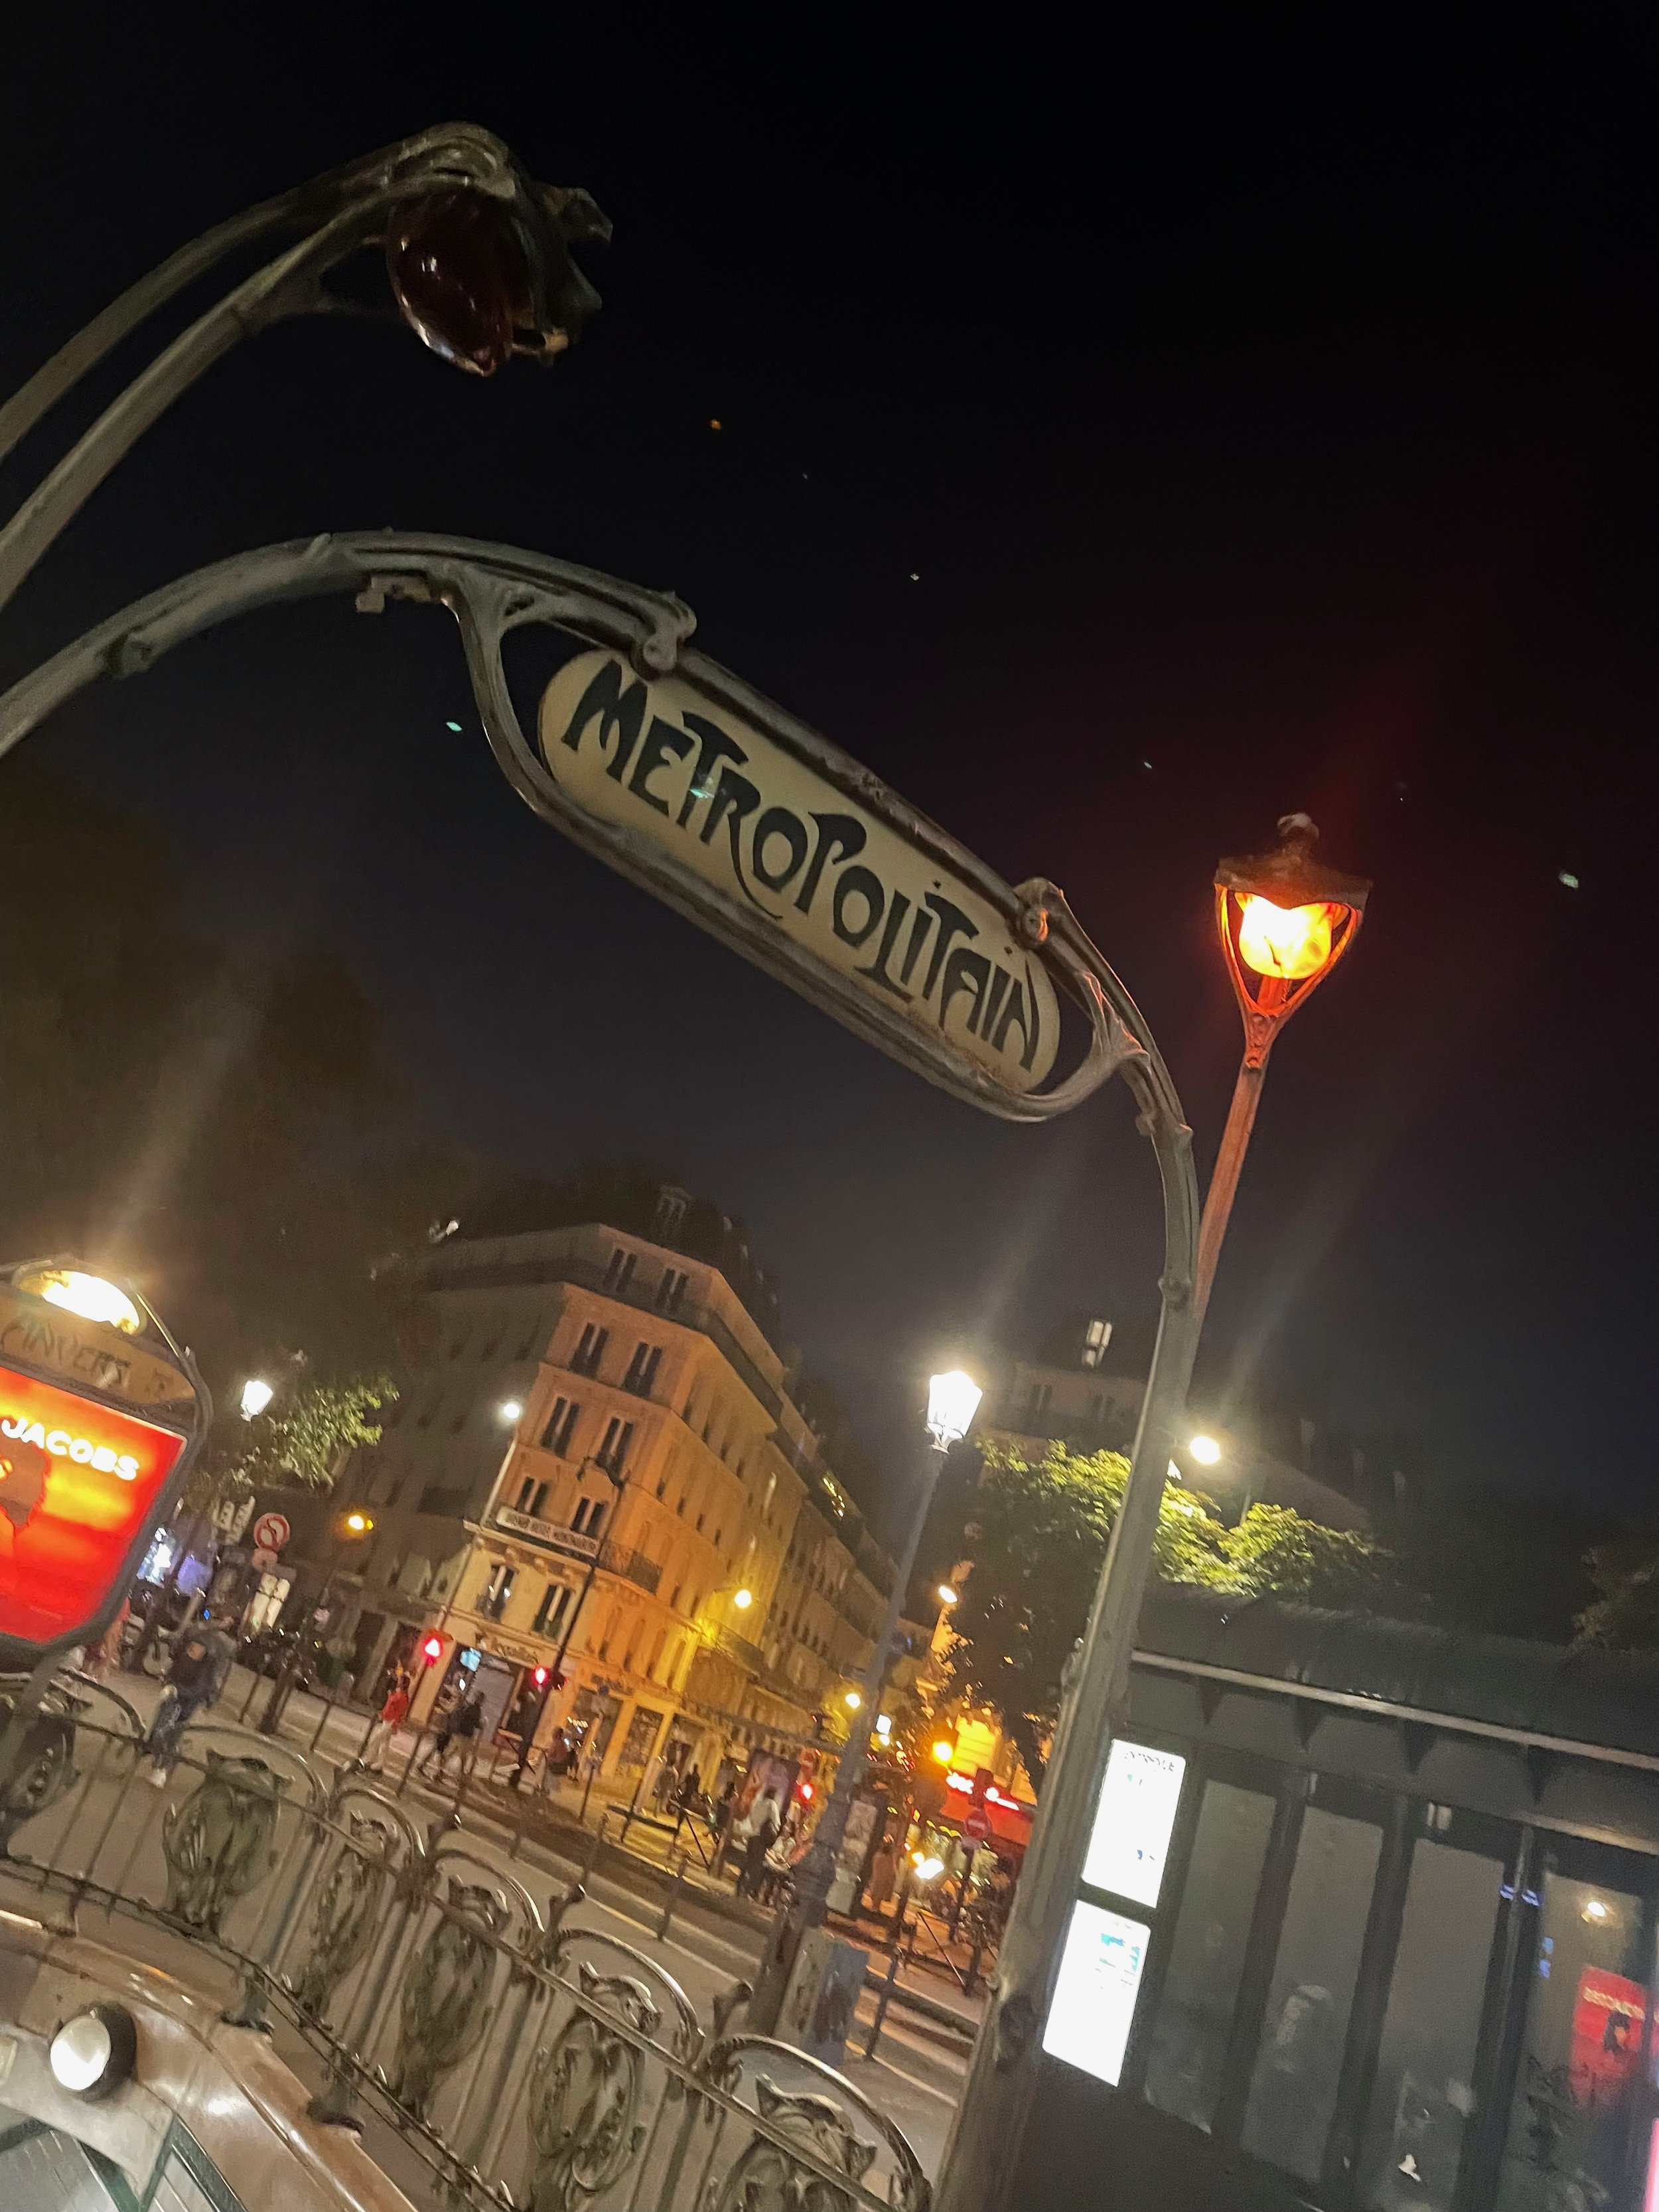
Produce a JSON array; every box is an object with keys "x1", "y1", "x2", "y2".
[{"x1": 0, "y1": 123, "x2": 607, "y2": 617}]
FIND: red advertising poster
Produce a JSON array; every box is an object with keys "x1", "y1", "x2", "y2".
[
  {"x1": 1571, "y1": 1967, "x2": 1646, "y2": 2108},
  {"x1": 0, "y1": 1361, "x2": 187, "y2": 1647}
]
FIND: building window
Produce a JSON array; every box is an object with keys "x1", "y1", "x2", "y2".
[
  {"x1": 597, "y1": 1418, "x2": 634, "y2": 1475},
  {"x1": 529, "y1": 1480, "x2": 550, "y2": 1518},
  {"x1": 1082, "y1": 1317, "x2": 1113, "y2": 1369},
  {"x1": 622, "y1": 1342, "x2": 663, "y2": 1396},
  {"x1": 479, "y1": 1564, "x2": 516, "y2": 1621},
  {"x1": 447, "y1": 1331, "x2": 469, "y2": 1361},
  {"x1": 653, "y1": 1185, "x2": 689, "y2": 1240},
  {"x1": 516, "y1": 1315, "x2": 544, "y2": 1360},
  {"x1": 540, "y1": 1396, "x2": 581, "y2": 1454},
  {"x1": 533, "y1": 1582, "x2": 573, "y2": 1637},
  {"x1": 571, "y1": 1324, "x2": 609, "y2": 1378},
  {"x1": 572, "y1": 1496, "x2": 608, "y2": 1538},
  {"x1": 655, "y1": 1266, "x2": 689, "y2": 1313},
  {"x1": 515, "y1": 1475, "x2": 535, "y2": 1511},
  {"x1": 1025, "y1": 1380, "x2": 1053, "y2": 1422},
  {"x1": 603, "y1": 1246, "x2": 638, "y2": 1295}
]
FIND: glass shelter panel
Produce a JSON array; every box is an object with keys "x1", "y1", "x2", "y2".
[
  {"x1": 1358, "y1": 1833, "x2": 1506, "y2": 2210},
  {"x1": 1141, "y1": 1779, "x2": 1277, "y2": 2132},
  {"x1": 1493, "y1": 1869, "x2": 1648, "y2": 2212},
  {"x1": 1241, "y1": 1804, "x2": 1384, "y2": 2183}
]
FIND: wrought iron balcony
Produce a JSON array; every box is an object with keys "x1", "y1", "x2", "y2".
[{"x1": 0, "y1": 1670, "x2": 929, "y2": 2212}]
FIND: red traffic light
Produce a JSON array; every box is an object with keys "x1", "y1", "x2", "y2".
[
  {"x1": 532, "y1": 1665, "x2": 549, "y2": 1686},
  {"x1": 797, "y1": 1780, "x2": 814, "y2": 1801},
  {"x1": 421, "y1": 1634, "x2": 444, "y2": 1663}
]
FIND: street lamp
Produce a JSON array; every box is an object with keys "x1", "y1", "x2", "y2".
[
  {"x1": 239, "y1": 1377, "x2": 274, "y2": 1422},
  {"x1": 1187, "y1": 1433, "x2": 1222, "y2": 1466},
  {"x1": 1194, "y1": 813, "x2": 1371, "y2": 1323},
  {"x1": 749, "y1": 1366, "x2": 983, "y2": 2032},
  {"x1": 0, "y1": 125, "x2": 608, "y2": 620}
]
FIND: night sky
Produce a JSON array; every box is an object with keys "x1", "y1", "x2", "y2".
[{"x1": 3, "y1": 22, "x2": 1654, "y2": 1521}]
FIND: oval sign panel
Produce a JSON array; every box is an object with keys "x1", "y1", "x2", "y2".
[{"x1": 538, "y1": 651, "x2": 1061, "y2": 1096}]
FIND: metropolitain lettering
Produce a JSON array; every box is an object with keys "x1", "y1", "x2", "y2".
[{"x1": 541, "y1": 653, "x2": 1056, "y2": 1090}]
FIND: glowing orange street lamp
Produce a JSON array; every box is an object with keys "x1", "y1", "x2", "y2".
[{"x1": 1194, "y1": 812, "x2": 1371, "y2": 1322}]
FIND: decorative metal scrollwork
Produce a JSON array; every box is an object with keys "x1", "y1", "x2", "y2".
[
  {"x1": 0, "y1": 1676, "x2": 82, "y2": 1852},
  {"x1": 390, "y1": 1878, "x2": 509, "y2": 2120},
  {"x1": 708, "y1": 2077, "x2": 881, "y2": 2212},
  {"x1": 289, "y1": 1810, "x2": 398, "y2": 2019},
  {"x1": 161, "y1": 1750, "x2": 288, "y2": 1933},
  {"x1": 524, "y1": 1962, "x2": 659, "y2": 2209}
]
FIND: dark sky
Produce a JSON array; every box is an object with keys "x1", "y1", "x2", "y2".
[{"x1": 3, "y1": 19, "x2": 1655, "y2": 1520}]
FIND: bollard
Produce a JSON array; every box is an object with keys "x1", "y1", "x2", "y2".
[
  {"x1": 656, "y1": 1854, "x2": 686, "y2": 1944},
  {"x1": 864, "y1": 1939, "x2": 903, "y2": 2060}
]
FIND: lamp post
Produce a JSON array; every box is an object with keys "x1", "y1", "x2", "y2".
[
  {"x1": 0, "y1": 124, "x2": 607, "y2": 621},
  {"x1": 749, "y1": 1368, "x2": 983, "y2": 2033},
  {"x1": 1193, "y1": 812, "x2": 1372, "y2": 1325}
]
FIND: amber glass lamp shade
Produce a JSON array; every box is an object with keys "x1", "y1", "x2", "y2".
[
  {"x1": 1215, "y1": 815, "x2": 1370, "y2": 1065},
  {"x1": 386, "y1": 191, "x2": 533, "y2": 376}
]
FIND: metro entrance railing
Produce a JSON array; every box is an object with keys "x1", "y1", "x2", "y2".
[{"x1": 0, "y1": 1669, "x2": 930, "y2": 2211}]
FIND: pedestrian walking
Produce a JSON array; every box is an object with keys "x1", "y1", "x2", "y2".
[
  {"x1": 863, "y1": 1838, "x2": 899, "y2": 1922},
  {"x1": 145, "y1": 1629, "x2": 216, "y2": 1783},
  {"x1": 360, "y1": 1670, "x2": 411, "y2": 1772},
  {"x1": 420, "y1": 1684, "x2": 485, "y2": 1784},
  {"x1": 736, "y1": 1791, "x2": 781, "y2": 1899}
]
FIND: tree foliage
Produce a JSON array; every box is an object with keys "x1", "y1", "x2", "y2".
[
  {"x1": 944, "y1": 1444, "x2": 1390, "y2": 1791},
  {"x1": 1, "y1": 763, "x2": 457, "y2": 1393},
  {"x1": 1573, "y1": 1533, "x2": 1659, "y2": 1648},
  {"x1": 184, "y1": 1376, "x2": 396, "y2": 1511}
]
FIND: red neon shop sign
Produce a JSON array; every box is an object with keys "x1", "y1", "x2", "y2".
[{"x1": 0, "y1": 1363, "x2": 187, "y2": 1647}]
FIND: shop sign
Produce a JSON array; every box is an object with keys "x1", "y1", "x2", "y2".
[
  {"x1": 1, "y1": 1362, "x2": 189, "y2": 1649},
  {"x1": 0, "y1": 1288, "x2": 195, "y2": 1410}
]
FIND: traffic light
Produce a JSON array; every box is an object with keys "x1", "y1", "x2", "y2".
[
  {"x1": 532, "y1": 1665, "x2": 549, "y2": 1686},
  {"x1": 421, "y1": 1634, "x2": 443, "y2": 1664}
]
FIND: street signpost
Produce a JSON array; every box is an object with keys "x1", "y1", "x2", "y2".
[{"x1": 0, "y1": 532, "x2": 1202, "y2": 2212}]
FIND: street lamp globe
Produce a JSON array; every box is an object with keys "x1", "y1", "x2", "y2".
[
  {"x1": 499, "y1": 1400, "x2": 524, "y2": 1423},
  {"x1": 843, "y1": 1690, "x2": 862, "y2": 1711},
  {"x1": 733, "y1": 1587, "x2": 754, "y2": 1610},
  {"x1": 20, "y1": 1266, "x2": 142, "y2": 1335},
  {"x1": 1215, "y1": 814, "x2": 1370, "y2": 1070},
  {"x1": 926, "y1": 1369, "x2": 983, "y2": 1450},
  {"x1": 1188, "y1": 1434, "x2": 1222, "y2": 1466},
  {"x1": 938, "y1": 1583, "x2": 960, "y2": 1606},
  {"x1": 240, "y1": 1376, "x2": 275, "y2": 1421}
]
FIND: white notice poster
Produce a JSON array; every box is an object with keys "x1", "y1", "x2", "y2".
[
  {"x1": 1041, "y1": 1901, "x2": 1150, "y2": 2085},
  {"x1": 1082, "y1": 1738, "x2": 1186, "y2": 1907}
]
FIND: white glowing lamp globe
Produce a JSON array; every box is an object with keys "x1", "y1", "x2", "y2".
[
  {"x1": 29, "y1": 1268, "x2": 142, "y2": 1335},
  {"x1": 926, "y1": 1369, "x2": 983, "y2": 1449},
  {"x1": 240, "y1": 1376, "x2": 275, "y2": 1421}
]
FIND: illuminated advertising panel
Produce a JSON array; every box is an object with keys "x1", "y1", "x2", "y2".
[
  {"x1": 1042, "y1": 1901, "x2": 1151, "y2": 2086},
  {"x1": 1083, "y1": 1738, "x2": 1187, "y2": 1907},
  {"x1": 1, "y1": 1362, "x2": 188, "y2": 1647}
]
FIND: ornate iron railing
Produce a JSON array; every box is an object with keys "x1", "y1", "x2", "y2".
[{"x1": 0, "y1": 1672, "x2": 929, "y2": 2211}]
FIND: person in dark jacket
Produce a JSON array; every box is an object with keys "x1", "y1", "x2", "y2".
[{"x1": 145, "y1": 1630, "x2": 216, "y2": 1782}]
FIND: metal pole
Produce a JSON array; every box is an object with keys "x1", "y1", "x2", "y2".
[
  {"x1": 932, "y1": 1054, "x2": 1200, "y2": 2212},
  {"x1": 749, "y1": 1433, "x2": 948, "y2": 2033},
  {"x1": 1191, "y1": 1057, "x2": 1266, "y2": 1326}
]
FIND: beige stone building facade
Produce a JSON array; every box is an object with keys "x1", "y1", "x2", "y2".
[{"x1": 338, "y1": 1179, "x2": 889, "y2": 1794}]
